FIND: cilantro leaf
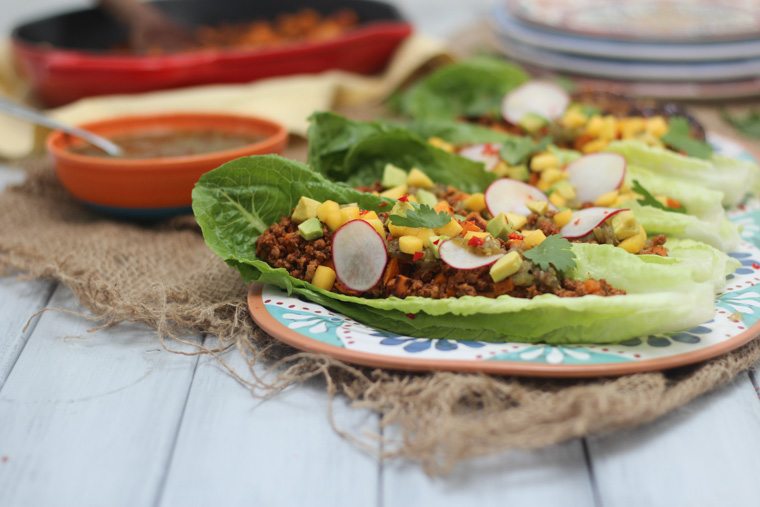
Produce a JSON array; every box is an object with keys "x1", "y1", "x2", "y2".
[
  {"x1": 661, "y1": 117, "x2": 713, "y2": 159},
  {"x1": 523, "y1": 234, "x2": 576, "y2": 274},
  {"x1": 389, "y1": 204, "x2": 451, "y2": 229},
  {"x1": 631, "y1": 179, "x2": 686, "y2": 214},
  {"x1": 721, "y1": 109, "x2": 760, "y2": 139},
  {"x1": 499, "y1": 135, "x2": 552, "y2": 165}
]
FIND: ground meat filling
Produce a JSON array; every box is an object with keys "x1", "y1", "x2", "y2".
[
  {"x1": 256, "y1": 217, "x2": 625, "y2": 300},
  {"x1": 640, "y1": 234, "x2": 668, "y2": 256}
]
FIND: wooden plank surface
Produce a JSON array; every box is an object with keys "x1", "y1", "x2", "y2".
[
  {"x1": 588, "y1": 372, "x2": 760, "y2": 507},
  {"x1": 382, "y1": 440, "x2": 596, "y2": 507},
  {"x1": 0, "y1": 285, "x2": 201, "y2": 507},
  {"x1": 158, "y1": 345, "x2": 380, "y2": 507}
]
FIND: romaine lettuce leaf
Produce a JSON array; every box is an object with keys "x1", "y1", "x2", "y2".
[
  {"x1": 607, "y1": 140, "x2": 760, "y2": 206},
  {"x1": 307, "y1": 112, "x2": 494, "y2": 193},
  {"x1": 663, "y1": 238, "x2": 740, "y2": 292},
  {"x1": 392, "y1": 56, "x2": 529, "y2": 120},
  {"x1": 193, "y1": 155, "x2": 716, "y2": 344}
]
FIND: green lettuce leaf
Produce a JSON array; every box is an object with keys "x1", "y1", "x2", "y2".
[
  {"x1": 307, "y1": 112, "x2": 494, "y2": 193},
  {"x1": 193, "y1": 155, "x2": 716, "y2": 344},
  {"x1": 663, "y1": 238, "x2": 740, "y2": 292},
  {"x1": 607, "y1": 140, "x2": 760, "y2": 206},
  {"x1": 393, "y1": 56, "x2": 529, "y2": 120}
]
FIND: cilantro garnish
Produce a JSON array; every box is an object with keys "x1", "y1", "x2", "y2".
[
  {"x1": 661, "y1": 117, "x2": 713, "y2": 159},
  {"x1": 499, "y1": 135, "x2": 553, "y2": 166},
  {"x1": 389, "y1": 204, "x2": 451, "y2": 229},
  {"x1": 631, "y1": 179, "x2": 686, "y2": 214},
  {"x1": 523, "y1": 234, "x2": 576, "y2": 274}
]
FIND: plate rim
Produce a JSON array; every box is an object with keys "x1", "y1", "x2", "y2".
[{"x1": 248, "y1": 285, "x2": 760, "y2": 378}]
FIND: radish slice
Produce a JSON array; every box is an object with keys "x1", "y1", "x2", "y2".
[
  {"x1": 332, "y1": 220, "x2": 388, "y2": 292},
  {"x1": 439, "y1": 240, "x2": 504, "y2": 270},
  {"x1": 501, "y1": 81, "x2": 569, "y2": 124},
  {"x1": 566, "y1": 153, "x2": 627, "y2": 204},
  {"x1": 458, "y1": 143, "x2": 502, "y2": 172},
  {"x1": 485, "y1": 178, "x2": 553, "y2": 216},
  {"x1": 560, "y1": 207, "x2": 627, "y2": 239}
]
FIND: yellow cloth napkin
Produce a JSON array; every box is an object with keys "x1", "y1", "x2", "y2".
[{"x1": 0, "y1": 35, "x2": 451, "y2": 160}]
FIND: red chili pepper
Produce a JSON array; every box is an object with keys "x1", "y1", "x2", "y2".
[
  {"x1": 398, "y1": 194, "x2": 409, "y2": 202},
  {"x1": 753, "y1": 263, "x2": 760, "y2": 270},
  {"x1": 359, "y1": 209, "x2": 369, "y2": 216},
  {"x1": 468, "y1": 236, "x2": 485, "y2": 247},
  {"x1": 378, "y1": 202, "x2": 388, "y2": 208},
  {"x1": 433, "y1": 239, "x2": 440, "y2": 245},
  {"x1": 482, "y1": 143, "x2": 499, "y2": 156},
  {"x1": 508, "y1": 232, "x2": 524, "y2": 240},
  {"x1": 406, "y1": 313, "x2": 416, "y2": 320},
  {"x1": 412, "y1": 251, "x2": 424, "y2": 261}
]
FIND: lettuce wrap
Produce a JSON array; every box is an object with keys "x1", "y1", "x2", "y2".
[
  {"x1": 607, "y1": 140, "x2": 760, "y2": 207},
  {"x1": 192, "y1": 155, "x2": 719, "y2": 344}
]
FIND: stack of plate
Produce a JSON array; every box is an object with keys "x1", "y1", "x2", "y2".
[{"x1": 489, "y1": 0, "x2": 760, "y2": 99}]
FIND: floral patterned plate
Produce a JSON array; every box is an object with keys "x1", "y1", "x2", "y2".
[{"x1": 247, "y1": 135, "x2": 760, "y2": 377}]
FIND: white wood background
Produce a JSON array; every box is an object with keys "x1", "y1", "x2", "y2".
[{"x1": 2, "y1": 2, "x2": 760, "y2": 505}]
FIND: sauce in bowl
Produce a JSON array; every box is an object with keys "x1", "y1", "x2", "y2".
[{"x1": 70, "y1": 129, "x2": 267, "y2": 159}]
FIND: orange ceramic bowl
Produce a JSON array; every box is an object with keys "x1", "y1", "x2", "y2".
[{"x1": 47, "y1": 113, "x2": 288, "y2": 218}]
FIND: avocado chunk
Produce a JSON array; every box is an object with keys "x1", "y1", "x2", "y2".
[
  {"x1": 504, "y1": 164, "x2": 529, "y2": 181},
  {"x1": 518, "y1": 112, "x2": 548, "y2": 134},
  {"x1": 292, "y1": 196, "x2": 321, "y2": 224},
  {"x1": 490, "y1": 251, "x2": 523, "y2": 282},
  {"x1": 298, "y1": 217, "x2": 324, "y2": 241},
  {"x1": 416, "y1": 188, "x2": 438, "y2": 208},
  {"x1": 381, "y1": 164, "x2": 408, "y2": 189},
  {"x1": 486, "y1": 213, "x2": 514, "y2": 240},
  {"x1": 611, "y1": 211, "x2": 639, "y2": 240}
]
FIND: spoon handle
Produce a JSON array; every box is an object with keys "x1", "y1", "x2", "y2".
[{"x1": 0, "y1": 97, "x2": 123, "y2": 157}]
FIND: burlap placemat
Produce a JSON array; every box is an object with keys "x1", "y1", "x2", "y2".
[{"x1": 1, "y1": 152, "x2": 759, "y2": 475}]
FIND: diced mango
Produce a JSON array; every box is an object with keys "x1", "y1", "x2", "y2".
[
  {"x1": 489, "y1": 251, "x2": 522, "y2": 282},
  {"x1": 540, "y1": 168, "x2": 565, "y2": 187},
  {"x1": 428, "y1": 136, "x2": 454, "y2": 153},
  {"x1": 594, "y1": 190, "x2": 619, "y2": 207},
  {"x1": 549, "y1": 193, "x2": 567, "y2": 208},
  {"x1": 620, "y1": 117, "x2": 646, "y2": 139},
  {"x1": 553, "y1": 180, "x2": 577, "y2": 200},
  {"x1": 599, "y1": 116, "x2": 618, "y2": 140},
  {"x1": 362, "y1": 218, "x2": 386, "y2": 237},
  {"x1": 407, "y1": 168, "x2": 434, "y2": 189},
  {"x1": 522, "y1": 229, "x2": 547, "y2": 249},
  {"x1": 646, "y1": 116, "x2": 668, "y2": 137},
  {"x1": 399, "y1": 235, "x2": 424, "y2": 255},
  {"x1": 504, "y1": 212, "x2": 527, "y2": 230},
  {"x1": 380, "y1": 184, "x2": 408, "y2": 200},
  {"x1": 434, "y1": 200, "x2": 452, "y2": 213},
  {"x1": 316, "y1": 200, "x2": 340, "y2": 223},
  {"x1": 526, "y1": 199, "x2": 549, "y2": 215},
  {"x1": 611, "y1": 211, "x2": 639, "y2": 240},
  {"x1": 414, "y1": 228, "x2": 436, "y2": 241},
  {"x1": 618, "y1": 225, "x2": 647, "y2": 254},
  {"x1": 435, "y1": 219, "x2": 463, "y2": 237},
  {"x1": 362, "y1": 210, "x2": 379, "y2": 220},
  {"x1": 312, "y1": 265, "x2": 336, "y2": 291},
  {"x1": 339, "y1": 206, "x2": 361, "y2": 224},
  {"x1": 581, "y1": 139, "x2": 609, "y2": 154},
  {"x1": 585, "y1": 115, "x2": 605, "y2": 136},
  {"x1": 561, "y1": 108, "x2": 587, "y2": 129},
  {"x1": 291, "y1": 196, "x2": 321, "y2": 223},
  {"x1": 324, "y1": 210, "x2": 344, "y2": 231},
  {"x1": 407, "y1": 194, "x2": 418, "y2": 203},
  {"x1": 530, "y1": 153, "x2": 560, "y2": 172},
  {"x1": 463, "y1": 192, "x2": 486, "y2": 212},
  {"x1": 388, "y1": 223, "x2": 419, "y2": 237},
  {"x1": 553, "y1": 209, "x2": 573, "y2": 228}
]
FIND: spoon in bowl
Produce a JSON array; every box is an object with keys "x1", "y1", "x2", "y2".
[{"x1": 0, "y1": 97, "x2": 123, "y2": 157}]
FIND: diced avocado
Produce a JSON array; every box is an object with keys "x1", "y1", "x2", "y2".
[
  {"x1": 416, "y1": 188, "x2": 438, "y2": 208},
  {"x1": 551, "y1": 180, "x2": 576, "y2": 201},
  {"x1": 504, "y1": 164, "x2": 530, "y2": 181},
  {"x1": 490, "y1": 251, "x2": 523, "y2": 282},
  {"x1": 526, "y1": 199, "x2": 549, "y2": 215},
  {"x1": 518, "y1": 112, "x2": 548, "y2": 134},
  {"x1": 291, "y1": 196, "x2": 321, "y2": 224},
  {"x1": 505, "y1": 212, "x2": 528, "y2": 230},
  {"x1": 426, "y1": 235, "x2": 444, "y2": 258},
  {"x1": 611, "y1": 211, "x2": 639, "y2": 240},
  {"x1": 381, "y1": 164, "x2": 407, "y2": 189},
  {"x1": 407, "y1": 168, "x2": 434, "y2": 189},
  {"x1": 486, "y1": 213, "x2": 513, "y2": 240},
  {"x1": 298, "y1": 217, "x2": 324, "y2": 240},
  {"x1": 390, "y1": 200, "x2": 414, "y2": 216}
]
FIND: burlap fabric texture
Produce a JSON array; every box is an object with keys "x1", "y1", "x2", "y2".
[{"x1": 2, "y1": 159, "x2": 760, "y2": 475}]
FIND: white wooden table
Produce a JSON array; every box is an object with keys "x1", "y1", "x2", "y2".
[{"x1": 3, "y1": 2, "x2": 760, "y2": 505}]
